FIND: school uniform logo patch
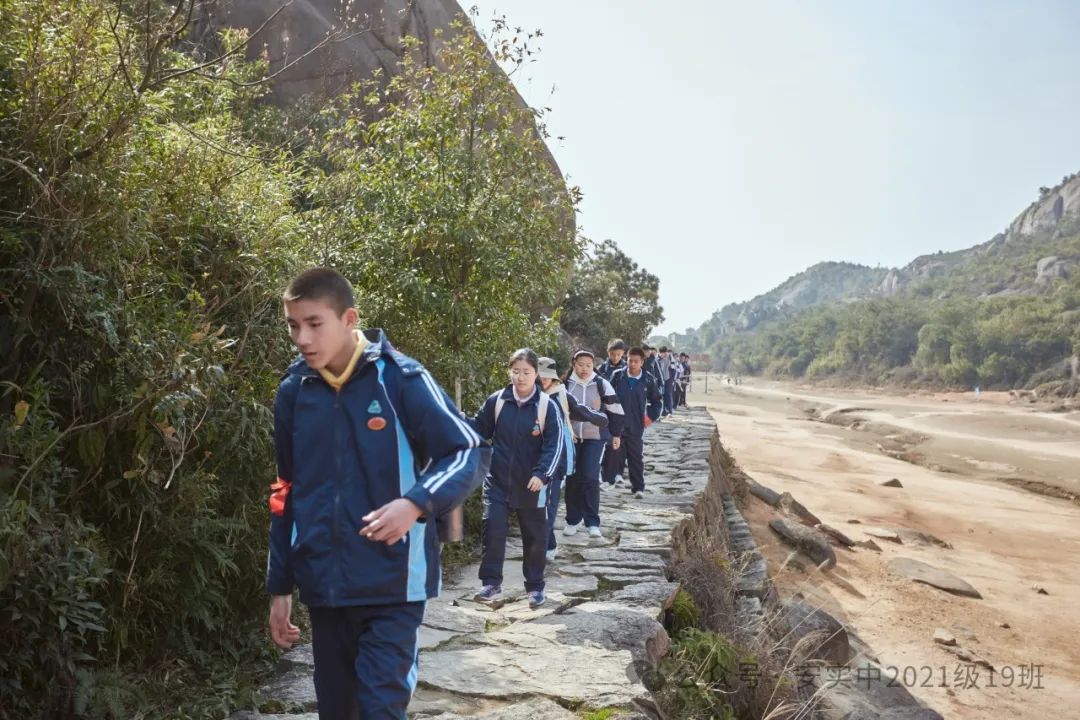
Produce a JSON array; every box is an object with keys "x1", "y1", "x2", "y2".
[
  {"x1": 367, "y1": 416, "x2": 387, "y2": 431},
  {"x1": 531, "y1": 423, "x2": 541, "y2": 437},
  {"x1": 367, "y1": 400, "x2": 382, "y2": 414}
]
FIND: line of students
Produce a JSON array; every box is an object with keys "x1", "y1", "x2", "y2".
[{"x1": 264, "y1": 267, "x2": 694, "y2": 720}]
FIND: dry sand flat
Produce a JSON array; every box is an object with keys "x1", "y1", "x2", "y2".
[{"x1": 691, "y1": 379, "x2": 1080, "y2": 719}]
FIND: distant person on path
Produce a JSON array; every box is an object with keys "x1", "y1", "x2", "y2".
[
  {"x1": 606, "y1": 347, "x2": 663, "y2": 499},
  {"x1": 266, "y1": 267, "x2": 482, "y2": 720},
  {"x1": 671, "y1": 353, "x2": 684, "y2": 409},
  {"x1": 657, "y1": 347, "x2": 675, "y2": 416},
  {"x1": 677, "y1": 353, "x2": 692, "y2": 407},
  {"x1": 536, "y1": 356, "x2": 609, "y2": 560},
  {"x1": 562, "y1": 349, "x2": 625, "y2": 539},
  {"x1": 597, "y1": 338, "x2": 627, "y2": 381},
  {"x1": 598, "y1": 338, "x2": 628, "y2": 484},
  {"x1": 642, "y1": 344, "x2": 664, "y2": 417},
  {"x1": 468, "y1": 349, "x2": 564, "y2": 609}
]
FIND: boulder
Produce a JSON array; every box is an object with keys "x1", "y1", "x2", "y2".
[
  {"x1": 818, "y1": 524, "x2": 857, "y2": 547},
  {"x1": 748, "y1": 480, "x2": 783, "y2": 506},
  {"x1": 776, "y1": 598, "x2": 851, "y2": 664},
  {"x1": 769, "y1": 518, "x2": 837, "y2": 570},
  {"x1": 932, "y1": 628, "x2": 957, "y2": 646},
  {"x1": 854, "y1": 539, "x2": 882, "y2": 552},
  {"x1": 826, "y1": 659, "x2": 946, "y2": 719},
  {"x1": 881, "y1": 478, "x2": 904, "y2": 488},
  {"x1": 886, "y1": 557, "x2": 982, "y2": 598},
  {"x1": 842, "y1": 710, "x2": 945, "y2": 720},
  {"x1": 895, "y1": 529, "x2": 952, "y2": 549},
  {"x1": 864, "y1": 527, "x2": 902, "y2": 544},
  {"x1": 778, "y1": 491, "x2": 823, "y2": 526},
  {"x1": 1035, "y1": 256, "x2": 1070, "y2": 284}
]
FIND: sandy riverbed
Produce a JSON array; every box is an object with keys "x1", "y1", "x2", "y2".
[{"x1": 688, "y1": 378, "x2": 1080, "y2": 718}]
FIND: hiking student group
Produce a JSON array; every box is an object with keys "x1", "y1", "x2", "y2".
[{"x1": 266, "y1": 267, "x2": 694, "y2": 720}]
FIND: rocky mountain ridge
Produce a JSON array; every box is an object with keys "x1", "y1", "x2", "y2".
[{"x1": 693, "y1": 172, "x2": 1080, "y2": 342}]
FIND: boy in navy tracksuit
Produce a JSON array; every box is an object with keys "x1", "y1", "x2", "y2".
[
  {"x1": 658, "y1": 347, "x2": 676, "y2": 416},
  {"x1": 596, "y1": 338, "x2": 627, "y2": 381},
  {"x1": 597, "y1": 339, "x2": 628, "y2": 486},
  {"x1": 469, "y1": 349, "x2": 564, "y2": 609},
  {"x1": 267, "y1": 268, "x2": 481, "y2": 720},
  {"x1": 643, "y1": 344, "x2": 665, "y2": 413},
  {"x1": 604, "y1": 347, "x2": 663, "y2": 498}
]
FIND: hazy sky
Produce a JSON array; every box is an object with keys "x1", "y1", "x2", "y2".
[{"x1": 469, "y1": 0, "x2": 1080, "y2": 335}]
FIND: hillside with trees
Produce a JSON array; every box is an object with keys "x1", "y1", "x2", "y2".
[{"x1": 697, "y1": 178, "x2": 1080, "y2": 395}]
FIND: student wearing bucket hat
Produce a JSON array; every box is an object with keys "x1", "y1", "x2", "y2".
[{"x1": 536, "y1": 356, "x2": 608, "y2": 560}]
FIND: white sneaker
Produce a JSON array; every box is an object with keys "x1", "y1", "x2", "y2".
[
  {"x1": 634, "y1": 491, "x2": 645, "y2": 499},
  {"x1": 613, "y1": 475, "x2": 624, "y2": 486},
  {"x1": 587, "y1": 526, "x2": 602, "y2": 538},
  {"x1": 545, "y1": 548, "x2": 557, "y2": 562},
  {"x1": 562, "y1": 522, "x2": 580, "y2": 537}
]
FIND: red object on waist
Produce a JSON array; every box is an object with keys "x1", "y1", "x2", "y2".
[
  {"x1": 269, "y1": 477, "x2": 291, "y2": 517},
  {"x1": 643, "y1": 415, "x2": 653, "y2": 428}
]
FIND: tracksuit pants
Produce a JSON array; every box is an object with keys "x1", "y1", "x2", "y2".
[
  {"x1": 480, "y1": 477, "x2": 547, "y2": 592},
  {"x1": 622, "y1": 433, "x2": 646, "y2": 492},
  {"x1": 308, "y1": 601, "x2": 425, "y2": 720},
  {"x1": 601, "y1": 436, "x2": 625, "y2": 485},
  {"x1": 564, "y1": 438, "x2": 605, "y2": 528},
  {"x1": 546, "y1": 471, "x2": 564, "y2": 551},
  {"x1": 601, "y1": 434, "x2": 645, "y2": 492},
  {"x1": 663, "y1": 380, "x2": 675, "y2": 415}
]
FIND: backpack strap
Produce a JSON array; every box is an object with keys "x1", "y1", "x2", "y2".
[
  {"x1": 537, "y1": 391, "x2": 548, "y2": 430},
  {"x1": 495, "y1": 387, "x2": 548, "y2": 430},
  {"x1": 554, "y1": 387, "x2": 570, "y2": 420}
]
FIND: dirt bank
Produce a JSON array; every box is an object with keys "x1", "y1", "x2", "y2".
[{"x1": 690, "y1": 378, "x2": 1080, "y2": 719}]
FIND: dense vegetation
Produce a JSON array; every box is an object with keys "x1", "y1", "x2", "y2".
[
  {"x1": 561, "y1": 239, "x2": 664, "y2": 352},
  {"x1": 0, "y1": 3, "x2": 657, "y2": 717},
  {"x1": 708, "y1": 218, "x2": 1080, "y2": 393}
]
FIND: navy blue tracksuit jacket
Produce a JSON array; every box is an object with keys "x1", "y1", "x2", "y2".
[
  {"x1": 470, "y1": 385, "x2": 564, "y2": 592},
  {"x1": 597, "y1": 358, "x2": 626, "y2": 382},
  {"x1": 267, "y1": 330, "x2": 482, "y2": 607},
  {"x1": 609, "y1": 368, "x2": 663, "y2": 437},
  {"x1": 470, "y1": 386, "x2": 564, "y2": 508},
  {"x1": 644, "y1": 355, "x2": 664, "y2": 393}
]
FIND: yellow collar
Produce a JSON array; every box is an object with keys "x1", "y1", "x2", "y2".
[{"x1": 318, "y1": 330, "x2": 368, "y2": 391}]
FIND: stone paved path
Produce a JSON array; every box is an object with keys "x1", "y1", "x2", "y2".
[{"x1": 240, "y1": 409, "x2": 717, "y2": 720}]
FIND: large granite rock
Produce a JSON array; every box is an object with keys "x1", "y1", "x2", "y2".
[
  {"x1": 769, "y1": 518, "x2": 837, "y2": 570},
  {"x1": 886, "y1": 557, "x2": 982, "y2": 599},
  {"x1": 775, "y1": 598, "x2": 851, "y2": 664},
  {"x1": 1008, "y1": 174, "x2": 1080, "y2": 238}
]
